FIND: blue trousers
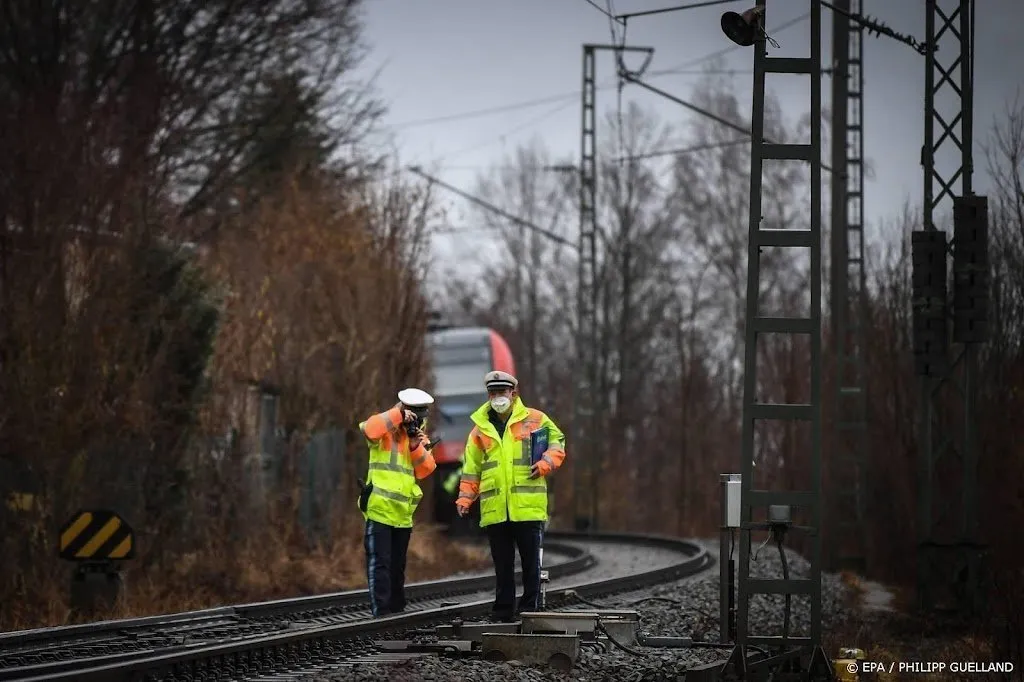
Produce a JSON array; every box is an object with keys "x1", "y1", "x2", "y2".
[
  {"x1": 486, "y1": 520, "x2": 544, "y2": 621},
  {"x1": 364, "y1": 519, "x2": 411, "y2": 617}
]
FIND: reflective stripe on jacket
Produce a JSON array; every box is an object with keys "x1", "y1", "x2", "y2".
[
  {"x1": 457, "y1": 397, "x2": 565, "y2": 527},
  {"x1": 357, "y1": 406, "x2": 436, "y2": 528}
]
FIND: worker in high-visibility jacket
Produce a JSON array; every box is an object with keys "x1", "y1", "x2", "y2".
[
  {"x1": 455, "y1": 370, "x2": 566, "y2": 622},
  {"x1": 357, "y1": 387, "x2": 437, "y2": 617}
]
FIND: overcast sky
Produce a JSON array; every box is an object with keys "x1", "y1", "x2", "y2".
[{"x1": 354, "y1": 0, "x2": 1024, "y2": 289}]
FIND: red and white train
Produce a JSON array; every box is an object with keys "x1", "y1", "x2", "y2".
[{"x1": 425, "y1": 324, "x2": 516, "y2": 525}]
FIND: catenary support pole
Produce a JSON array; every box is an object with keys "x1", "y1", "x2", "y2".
[
  {"x1": 572, "y1": 44, "x2": 653, "y2": 533},
  {"x1": 916, "y1": 0, "x2": 985, "y2": 615},
  {"x1": 829, "y1": 0, "x2": 869, "y2": 575},
  {"x1": 724, "y1": 2, "x2": 832, "y2": 678}
]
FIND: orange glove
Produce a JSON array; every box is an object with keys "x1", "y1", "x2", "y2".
[
  {"x1": 529, "y1": 459, "x2": 552, "y2": 479},
  {"x1": 456, "y1": 497, "x2": 472, "y2": 516}
]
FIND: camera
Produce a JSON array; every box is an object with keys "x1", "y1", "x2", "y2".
[{"x1": 404, "y1": 407, "x2": 428, "y2": 438}]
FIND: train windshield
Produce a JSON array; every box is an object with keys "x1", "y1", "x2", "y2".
[
  {"x1": 433, "y1": 393, "x2": 485, "y2": 452},
  {"x1": 430, "y1": 343, "x2": 491, "y2": 396}
]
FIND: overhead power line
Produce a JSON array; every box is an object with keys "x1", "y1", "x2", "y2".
[
  {"x1": 658, "y1": 11, "x2": 811, "y2": 73},
  {"x1": 389, "y1": 67, "x2": 755, "y2": 131},
  {"x1": 621, "y1": 72, "x2": 834, "y2": 175},
  {"x1": 442, "y1": 98, "x2": 579, "y2": 161},
  {"x1": 426, "y1": 138, "x2": 750, "y2": 170},
  {"x1": 407, "y1": 166, "x2": 574, "y2": 248},
  {"x1": 390, "y1": 10, "x2": 791, "y2": 133},
  {"x1": 616, "y1": 0, "x2": 741, "y2": 21},
  {"x1": 617, "y1": 138, "x2": 749, "y2": 162},
  {"x1": 818, "y1": 0, "x2": 929, "y2": 54},
  {"x1": 389, "y1": 93, "x2": 578, "y2": 129},
  {"x1": 581, "y1": 0, "x2": 616, "y2": 21}
]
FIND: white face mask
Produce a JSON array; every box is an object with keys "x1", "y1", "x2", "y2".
[{"x1": 490, "y1": 395, "x2": 511, "y2": 413}]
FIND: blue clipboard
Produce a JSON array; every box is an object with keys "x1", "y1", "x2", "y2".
[{"x1": 529, "y1": 428, "x2": 549, "y2": 465}]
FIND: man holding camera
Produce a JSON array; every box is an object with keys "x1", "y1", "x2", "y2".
[
  {"x1": 455, "y1": 371, "x2": 566, "y2": 622},
  {"x1": 358, "y1": 388, "x2": 437, "y2": 617}
]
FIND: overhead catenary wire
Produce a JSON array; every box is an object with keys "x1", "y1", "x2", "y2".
[
  {"x1": 617, "y1": 138, "x2": 748, "y2": 163},
  {"x1": 578, "y1": 0, "x2": 827, "y2": 174},
  {"x1": 606, "y1": 0, "x2": 627, "y2": 173},
  {"x1": 397, "y1": 7, "x2": 816, "y2": 183},
  {"x1": 386, "y1": 65, "x2": 720, "y2": 132},
  {"x1": 441, "y1": 98, "x2": 579, "y2": 161},
  {"x1": 621, "y1": 71, "x2": 835, "y2": 174},
  {"x1": 656, "y1": 11, "x2": 811, "y2": 73},
  {"x1": 581, "y1": 0, "x2": 616, "y2": 21},
  {"x1": 616, "y1": 0, "x2": 742, "y2": 22},
  {"x1": 407, "y1": 166, "x2": 574, "y2": 248},
  {"x1": 427, "y1": 138, "x2": 750, "y2": 171},
  {"x1": 387, "y1": 11, "x2": 803, "y2": 133}
]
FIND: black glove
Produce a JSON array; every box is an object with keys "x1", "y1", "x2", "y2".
[{"x1": 357, "y1": 478, "x2": 373, "y2": 512}]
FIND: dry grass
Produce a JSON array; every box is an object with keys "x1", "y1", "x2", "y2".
[
  {"x1": 2, "y1": 520, "x2": 491, "y2": 632},
  {"x1": 825, "y1": 600, "x2": 1008, "y2": 682}
]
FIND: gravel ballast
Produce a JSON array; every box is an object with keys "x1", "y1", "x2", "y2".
[{"x1": 296, "y1": 539, "x2": 852, "y2": 682}]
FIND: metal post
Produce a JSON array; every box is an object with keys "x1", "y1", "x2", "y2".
[
  {"x1": 721, "y1": 473, "x2": 740, "y2": 644},
  {"x1": 726, "y1": 1, "x2": 831, "y2": 677},
  {"x1": 573, "y1": 44, "x2": 598, "y2": 532},
  {"x1": 918, "y1": 0, "x2": 983, "y2": 615},
  {"x1": 829, "y1": 0, "x2": 849, "y2": 350},
  {"x1": 830, "y1": 0, "x2": 869, "y2": 575},
  {"x1": 720, "y1": 474, "x2": 730, "y2": 644},
  {"x1": 572, "y1": 44, "x2": 653, "y2": 533}
]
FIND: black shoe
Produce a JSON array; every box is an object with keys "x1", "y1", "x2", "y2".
[{"x1": 490, "y1": 610, "x2": 516, "y2": 623}]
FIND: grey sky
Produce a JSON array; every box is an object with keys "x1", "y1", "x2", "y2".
[{"x1": 356, "y1": 1, "x2": 1024, "y2": 284}]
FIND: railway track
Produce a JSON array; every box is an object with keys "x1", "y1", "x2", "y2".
[
  {"x1": 0, "y1": 531, "x2": 713, "y2": 681},
  {"x1": 0, "y1": 540, "x2": 589, "y2": 680}
]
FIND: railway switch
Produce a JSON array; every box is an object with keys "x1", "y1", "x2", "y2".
[
  {"x1": 520, "y1": 610, "x2": 640, "y2": 646},
  {"x1": 434, "y1": 619, "x2": 518, "y2": 642},
  {"x1": 481, "y1": 632, "x2": 579, "y2": 671},
  {"x1": 377, "y1": 640, "x2": 475, "y2": 655}
]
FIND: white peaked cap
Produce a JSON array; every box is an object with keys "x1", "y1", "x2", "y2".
[
  {"x1": 484, "y1": 370, "x2": 518, "y2": 390},
  {"x1": 398, "y1": 387, "x2": 434, "y2": 407}
]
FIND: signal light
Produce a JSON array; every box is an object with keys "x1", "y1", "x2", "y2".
[{"x1": 721, "y1": 6, "x2": 765, "y2": 47}]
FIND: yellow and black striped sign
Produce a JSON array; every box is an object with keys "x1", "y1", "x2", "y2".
[{"x1": 58, "y1": 509, "x2": 135, "y2": 561}]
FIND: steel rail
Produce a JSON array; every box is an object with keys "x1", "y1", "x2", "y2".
[
  {"x1": 11, "y1": 532, "x2": 713, "y2": 682},
  {"x1": 0, "y1": 540, "x2": 591, "y2": 680}
]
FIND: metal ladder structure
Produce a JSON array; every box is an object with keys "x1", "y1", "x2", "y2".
[
  {"x1": 573, "y1": 44, "x2": 599, "y2": 532},
  {"x1": 572, "y1": 43, "x2": 653, "y2": 533},
  {"x1": 829, "y1": 0, "x2": 869, "y2": 575},
  {"x1": 725, "y1": 1, "x2": 832, "y2": 678}
]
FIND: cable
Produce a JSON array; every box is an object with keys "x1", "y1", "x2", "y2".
[
  {"x1": 617, "y1": 138, "x2": 748, "y2": 163},
  {"x1": 777, "y1": 535, "x2": 791, "y2": 647},
  {"x1": 618, "y1": 0, "x2": 742, "y2": 21},
  {"x1": 581, "y1": 0, "x2": 616, "y2": 21},
  {"x1": 388, "y1": 93, "x2": 579, "y2": 129},
  {"x1": 607, "y1": 0, "x2": 627, "y2": 174},
  {"x1": 386, "y1": 33, "x2": 771, "y2": 132},
  {"x1": 441, "y1": 98, "x2": 578, "y2": 161},
  {"x1": 407, "y1": 167, "x2": 574, "y2": 248},
  {"x1": 630, "y1": 596, "x2": 681, "y2": 607},
  {"x1": 621, "y1": 72, "x2": 835, "y2": 174},
  {"x1": 597, "y1": 619, "x2": 648, "y2": 656},
  {"x1": 819, "y1": 0, "x2": 929, "y2": 54},
  {"x1": 425, "y1": 138, "x2": 749, "y2": 170},
  {"x1": 563, "y1": 589, "x2": 615, "y2": 610},
  {"x1": 752, "y1": 533, "x2": 771, "y2": 560},
  {"x1": 655, "y1": 11, "x2": 811, "y2": 74}
]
